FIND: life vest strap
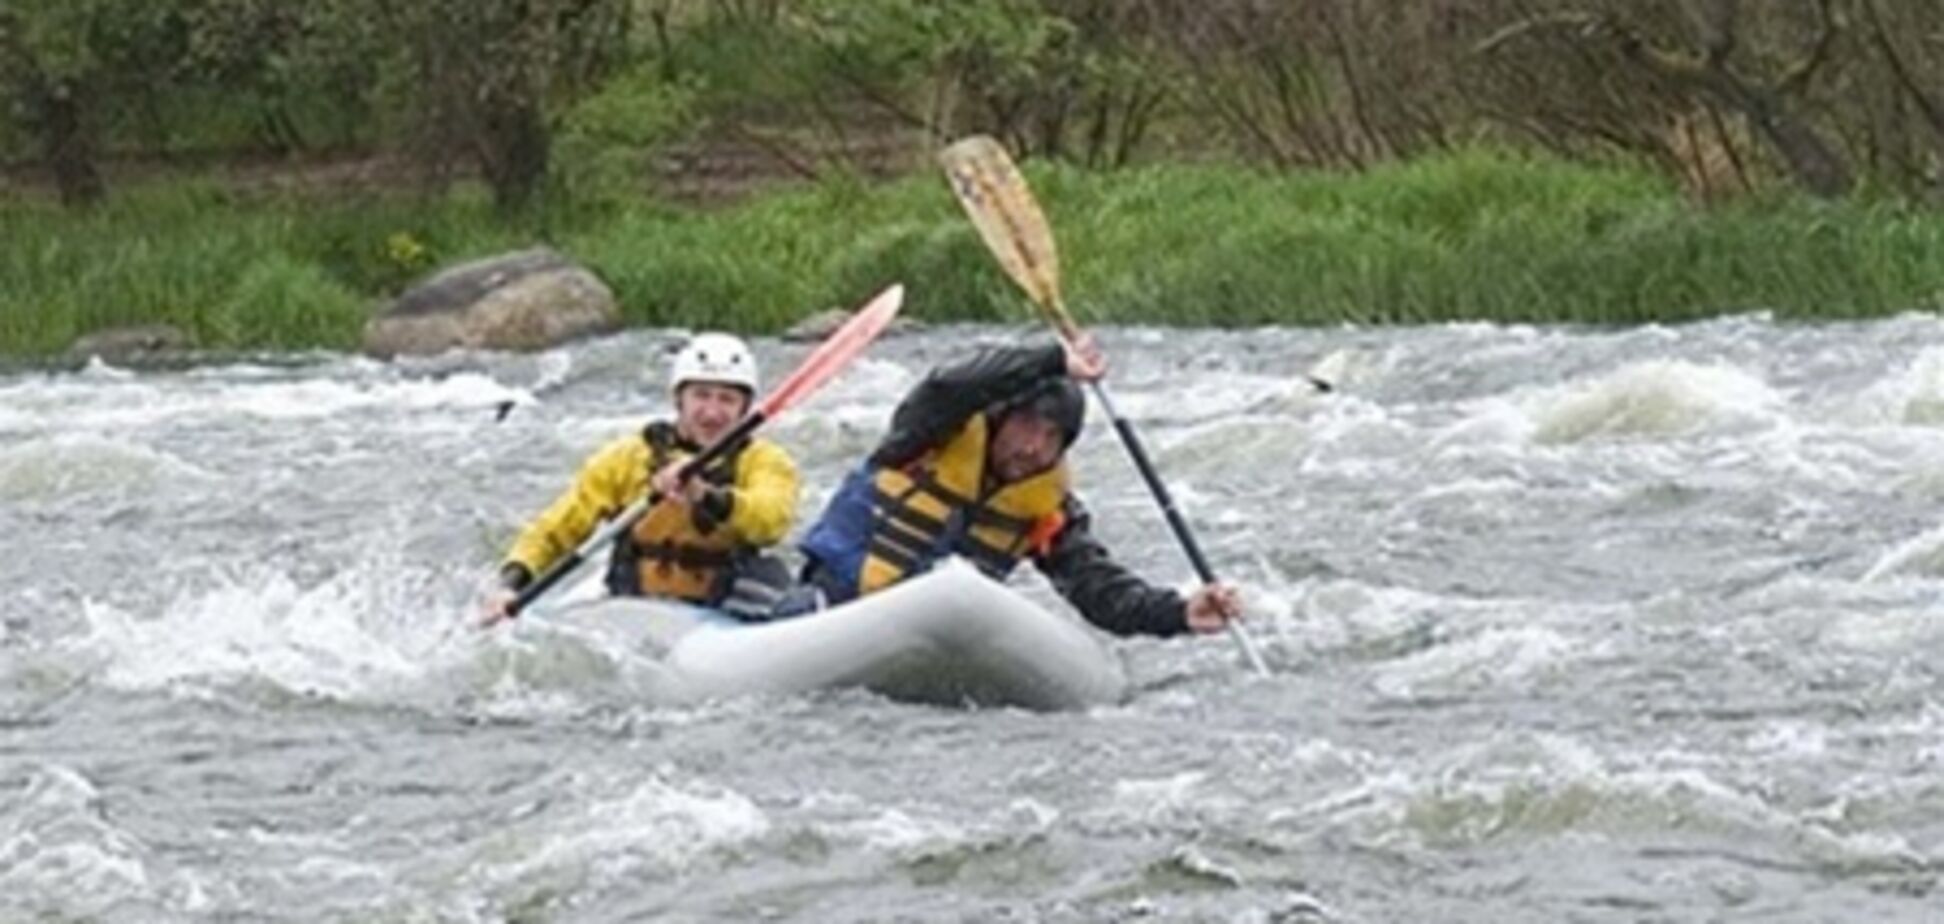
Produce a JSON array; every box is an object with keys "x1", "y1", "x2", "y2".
[
  {"x1": 864, "y1": 536, "x2": 926, "y2": 573},
  {"x1": 870, "y1": 485, "x2": 950, "y2": 534},
  {"x1": 636, "y1": 541, "x2": 736, "y2": 570},
  {"x1": 907, "y1": 470, "x2": 1038, "y2": 534}
]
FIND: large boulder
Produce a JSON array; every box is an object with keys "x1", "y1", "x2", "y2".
[{"x1": 362, "y1": 248, "x2": 619, "y2": 357}]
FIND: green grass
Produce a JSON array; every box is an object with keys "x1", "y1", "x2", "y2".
[
  {"x1": 7, "y1": 149, "x2": 1944, "y2": 358},
  {"x1": 0, "y1": 181, "x2": 526, "y2": 355}
]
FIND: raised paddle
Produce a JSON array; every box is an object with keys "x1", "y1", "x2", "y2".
[
  {"x1": 490, "y1": 282, "x2": 906, "y2": 623},
  {"x1": 938, "y1": 136, "x2": 1272, "y2": 676}
]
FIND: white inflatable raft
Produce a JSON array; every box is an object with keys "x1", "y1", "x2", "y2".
[{"x1": 532, "y1": 558, "x2": 1127, "y2": 711}]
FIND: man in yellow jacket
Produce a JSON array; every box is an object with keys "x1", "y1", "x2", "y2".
[{"x1": 481, "y1": 333, "x2": 800, "y2": 624}]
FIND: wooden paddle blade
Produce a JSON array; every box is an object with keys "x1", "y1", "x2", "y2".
[
  {"x1": 937, "y1": 136, "x2": 1078, "y2": 338},
  {"x1": 758, "y1": 282, "x2": 904, "y2": 419}
]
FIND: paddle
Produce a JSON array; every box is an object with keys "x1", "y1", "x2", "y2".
[
  {"x1": 492, "y1": 282, "x2": 907, "y2": 622},
  {"x1": 938, "y1": 136, "x2": 1271, "y2": 676}
]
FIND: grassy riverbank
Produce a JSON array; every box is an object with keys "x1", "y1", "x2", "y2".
[{"x1": 6, "y1": 150, "x2": 1944, "y2": 357}]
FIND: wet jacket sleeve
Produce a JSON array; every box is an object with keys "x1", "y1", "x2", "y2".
[
  {"x1": 870, "y1": 343, "x2": 1067, "y2": 467},
  {"x1": 720, "y1": 438, "x2": 800, "y2": 546},
  {"x1": 1033, "y1": 496, "x2": 1190, "y2": 637},
  {"x1": 505, "y1": 436, "x2": 639, "y2": 578}
]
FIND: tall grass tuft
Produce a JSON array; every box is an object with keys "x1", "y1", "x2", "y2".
[{"x1": 8, "y1": 149, "x2": 1944, "y2": 358}]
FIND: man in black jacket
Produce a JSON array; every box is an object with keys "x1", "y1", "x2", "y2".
[{"x1": 793, "y1": 335, "x2": 1243, "y2": 637}]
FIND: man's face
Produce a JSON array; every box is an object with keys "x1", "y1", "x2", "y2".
[
  {"x1": 988, "y1": 411, "x2": 1064, "y2": 483},
  {"x1": 675, "y1": 381, "x2": 751, "y2": 444}
]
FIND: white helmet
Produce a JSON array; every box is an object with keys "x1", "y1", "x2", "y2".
[{"x1": 669, "y1": 332, "x2": 758, "y2": 395}]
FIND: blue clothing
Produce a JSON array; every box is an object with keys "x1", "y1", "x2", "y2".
[{"x1": 797, "y1": 465, "x2": 875, "y2": 604}]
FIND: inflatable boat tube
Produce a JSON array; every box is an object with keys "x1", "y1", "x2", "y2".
[{"x1": 533, "y1": 558, "x2": 1127, "y2": 710}]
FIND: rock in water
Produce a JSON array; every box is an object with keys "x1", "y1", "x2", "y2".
[
  {"x1": 782, "y1": 306, "x2": 922, "y2": 343},
  {"x1": 781, "y1": 308, "x2": 850, "y2": 343},
  {"x1": 362, "y1": 248, "x2": 618, "y2": 357},
  {"x1": 65, "y1": 324, "x2": 193, "y2": 365}
]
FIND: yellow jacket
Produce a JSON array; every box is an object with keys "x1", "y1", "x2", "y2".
[{"x1": 507, "y1": 426, "x2": 799, "y2": 579}]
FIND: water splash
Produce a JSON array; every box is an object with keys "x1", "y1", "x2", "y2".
[
  {"x1": 56, "y1": 555, "x2": 468, "y2": 705},
  {"x1": 430, "y1": 770, "x2": 770, "y2": 916},
  {"x1": 1861, "y1": 522, "x2": 1944, "y2": 582},
  {"x1": 0, "y1": 433, "x2": 213, "y2": 501},
  {"x1": 1522, "y1": 360, "x2": 1780, "y2": 445},
  {"x1": 1848, "y1": 345, "x2": 1944, "y2": 427},
  {"x1": 0, "y1": 763, "x2": 207, "y2": 920},
  {"x1": 0, "y1": 367, "x2": 532, "y2": 433}
]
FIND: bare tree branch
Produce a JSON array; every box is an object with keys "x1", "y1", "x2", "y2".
[
  {"x1": 1777, "y1": 0, "x2": 1838, "y2": 95},
  {"x1": 1473, "y1": 4, "x2": 1851, "y2": 196},
  {"x1": 1692, "y1": 0, "x2": 1739, "y2": 67},
  {"x1": 1862, "y1": 0, "x2": 1944, "y2": 141}
]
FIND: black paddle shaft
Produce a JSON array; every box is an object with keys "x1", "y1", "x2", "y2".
[
  {"x1": 507, "y1": 410, "x2": 768, "y2": 617},
  {"x1": 1087, "y1": 380, "x2": 1217, "y2": 584}
]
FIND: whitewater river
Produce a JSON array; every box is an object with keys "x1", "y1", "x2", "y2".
[{"x1": 4, "y1": 315, "x2": 1943, "y2": 921}]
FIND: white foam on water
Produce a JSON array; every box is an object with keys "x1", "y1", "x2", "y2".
[
  {"x1": 1734, "y1": 421, "x2": 1911, "y2": 495},
  {"x1": 1745, "y1": 721, "x2": 1831, "y2": 760},
  {"x1": 1151, "y1": 408, "x2": 1340, "y2": 482},
  {"x1": 52, "y1": 549, "x2": 688, "y2": 717},
  {"x1": 1283, "y1": 579, "x2": 1455, "y2": 664},
  {"x1": 787, "y1": 354, "x2": 916, "y2": 414},
  {"x1": 1836, "y1": 344, "x2": 1944, "y2": 427},
  {"x1": 1371, "y1": 625, "x2": 1582, "y2": 700},
  {"x1": 216, "y1": 372, "x2": 532, "y2": 420},
  {"x1": 1261, "y1": 766, "x2": 1415, "y2": 839},
  {"x1": 531, "y1": 348, "x2": 575, "y2": 394},
  {"x1": 0, "y1": 375, "x2": 165, "y2": 433},
  {"x1": 0, "y1": 403, "x2": 32, "y2": 433},
  {"x1": 0, "y1": 369, "x2": 533, "y2": 433},
  {"x1": 76, "y1": 355, "x2": 139, "y2": 380},
  {"x1": 1705, "y1": 569, "x2": 1944, "y2": 661},
  {"x1": 1293, "y1": 395, "x2": 1424, "y2": 468},
  {"x1": 1107, "y1": 372, "x2": 1327, "y2": 426},
  {"x1": 0, "y1": 432, "x2": 214, "y2": 501},
  {"x1": 1820, "y1": 605, "x2": 1944, "y2": 653},
  {"x1": 1860, "y1": 522, "x2": 1944, "y2": 582},
  {"x1": 767, "y1": 405, "x2": 900, "y2": 465},
  {"x1": 1890, "y1": 704, "x2": 1944, "y2": 770},
  {"x1": 1109, "y1": 771, "x2": 1215, "y2": 826},
  {"x1": 442, "y1": 770, "x2": 769, "y2": 909},
  {"x1": 1431, "y1": 398, "x2": 1537, "y2": 449},
  {"x1": 154, "y1": 826, "x2": 385, "y2": 916},
  {"x1": 1374, "y1": 733, "x2": 1931, "y2": 872},
  {"x1": 459, "y1": 611, "x2": 687, "y2": 719},
  {"x1": 1306, "y1": 346, "x2": 1377, "y2": 393},
  {"x1": 834, "y1": 806, "x2": 974, "y2": 854},
  {"x1": 1516, "y1": 359, "x2": 1781, "y2": 445},
  {"x1": 1885, "y1": 443, "x2": 1944, "y2": 500},
  {"x1": 786, "y1": 794, "x2": 1063, "y2": 893},
  {"x1": 0, "y1": 763, "x2": 189, "y2": 919},
  {"x1": 1279, "y1": 574, "x2": 1627, "y2": 697},
  {"x1": 1408, "y1": 474, "x2": 1531, "y2": 503},
  {"x1": 59, "y1": 557, "x2": 468, "y2": 705}
]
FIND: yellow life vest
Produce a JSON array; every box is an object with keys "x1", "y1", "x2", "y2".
[
  {"x1": 859, "y1": 415, "x2": 1068, "y2": 593},
  {"x1": 613, "y1": 425, "x2": 744, "y2": 603}
]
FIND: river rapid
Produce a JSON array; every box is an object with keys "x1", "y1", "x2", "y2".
[{"x1": 4, "y1": 315, "x2": 1944, "y2": 921}]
